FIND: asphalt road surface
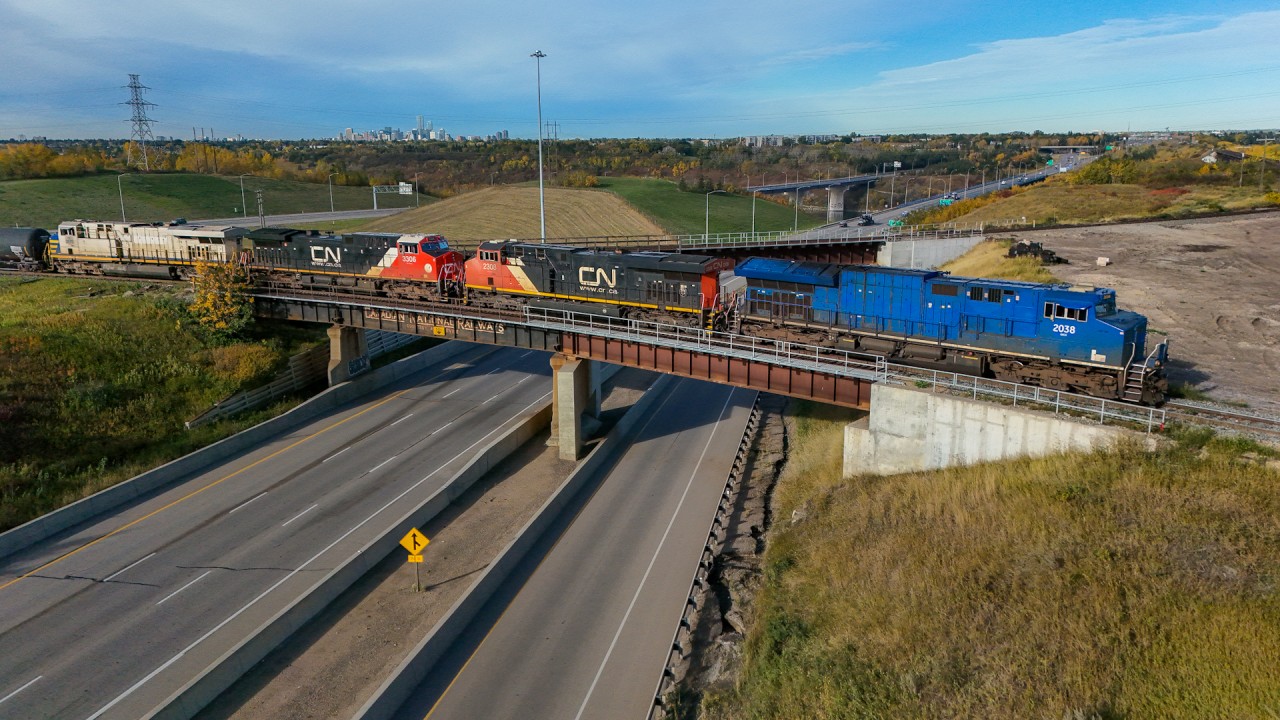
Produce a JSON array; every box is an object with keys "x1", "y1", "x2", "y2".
[
  {"x1": 0, "y1": 344, "x2": 552, "y2": 719},
  {"x1": 396, "y1": 378, "x2": 756, "y2": 720}
]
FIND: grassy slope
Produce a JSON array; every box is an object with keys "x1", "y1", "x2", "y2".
[
  {"x1": 353, "y1": 185, "x2": 665, "y2": 241},
  {"x1": 355, "y1": 177, "x2": 828, "y2": 241},
  {"x1": 0, "y1": 173, "x2": 421, "y2": 229},
  {"x1": 929, "y1": 179, "x2": 1276, "y2": 228},
  {"x1": 940, "y1": 239, "x2": 1060, "y2": 284},
  {"x1": 0, "y1": 277, "x2": 323, "y2": 531},
  {"x1": 705, "y1": 407, "x2": 1280, "y2": 719},
  {"x1": 597, "y1": 177, "x2": 826, "y2": 235}
]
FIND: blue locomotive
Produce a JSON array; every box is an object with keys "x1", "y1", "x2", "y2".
[{"x1": 734, "y1": 258, "x2": 1168, "y2": 403}]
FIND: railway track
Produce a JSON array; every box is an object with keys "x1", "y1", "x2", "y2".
[{"x1": 1164, "y1": 400, "x2": 1280, "y2": 444}]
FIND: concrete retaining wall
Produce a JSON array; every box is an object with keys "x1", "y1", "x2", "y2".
[
  {"x1": 150, "y1": 397, "x2": 554, "y2": 719},
  {"x1": 0, "y1": 341, "x2": 475, "y2": 561},
  {"x1": 844, "y1": 383, "x2": 1140, "y2": 477},
  {"x1": 353, "y1": 374, "x2": 674, "y2": 720},
  {"x1": 877, "y1": 234, "x2": 985, "y2": 269}
]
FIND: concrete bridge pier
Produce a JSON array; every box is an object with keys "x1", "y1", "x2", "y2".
[
  {"x1": 826, "y1": 186, "x2": 848, "y2": 222},
  {"x1": 327, "y1": 325, "x2": 370, "y2": 385},
  {"x1": 843, "y1": 384, "x2": 1152, "y2": 477},
  {"x1": 548, "y1": 354, "x2": 605, "y2": 461}
]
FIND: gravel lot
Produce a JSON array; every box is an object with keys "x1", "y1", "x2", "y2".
[{"x1": 1004, "y1": 210, "x2": 1280, "y2": 412}]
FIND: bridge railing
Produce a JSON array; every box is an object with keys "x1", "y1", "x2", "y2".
[
  {"x1": 678, "y1": 223, "x2": 986, "y2": 251},
  {"x1": 521, "y1": 307, "x2": 890, "y2": 382}
]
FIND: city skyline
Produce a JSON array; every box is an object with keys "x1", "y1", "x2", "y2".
[{"x1": 2, "y1": 1, "x2": 1279, "y2": 140}]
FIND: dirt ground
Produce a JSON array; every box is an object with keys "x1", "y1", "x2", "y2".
[
  {"x1": 1003, "y1": 211, "x2": 1280, "y2": 412},
  {"x1": 196, "y1": 368, "x2": 657, "y2": 720}
]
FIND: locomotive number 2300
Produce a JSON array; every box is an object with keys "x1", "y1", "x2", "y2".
[{"x1": 1052, "y1": 323, "x2": 1076, "y2": 335}]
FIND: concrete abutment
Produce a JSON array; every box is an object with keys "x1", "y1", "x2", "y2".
[
  {"x1": 548, "y1": 354, "x2": 607, "y2": 461},
  {"x1": 844, "y1": 384, "x2": 1153, "y2": 477}
]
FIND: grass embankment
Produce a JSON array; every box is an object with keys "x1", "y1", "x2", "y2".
[
  {"x1": 353, "y1": 185, "x2": 664, "y2": 241},
  {"x1": 940, "y1": 239, "x2": 1059, "y2": 284},
  {"x1": 351, "y1": 177, "x2": 826, "y2": 240},
  {"x1": 704, "y1": 407, "x2": 1280, "y2": 719},
  {"x1": 0, "y1": 277, "x2": 324, "y2": 532},
  {"x1": 597, "y1": 177, "x2": 826, "y2": 235},
  {"x1": 0, "y1": 173, "x2": 420, "y2": 229}
]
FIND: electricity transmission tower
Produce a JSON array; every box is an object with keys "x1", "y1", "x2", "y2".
[{"x1": 124, "y1": 74, "x2": 157, "y2": 171}]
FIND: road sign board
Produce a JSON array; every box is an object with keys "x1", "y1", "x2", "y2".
[
  {"x1": 400, "y1": 528, "x2": 429, "y2": 554},
  {"x1": 1046, "y1": 159, "x2": 1054, "y2": 166},
  {"x1": 408, "y1": 555, "x2": 424, "y2": 563}
]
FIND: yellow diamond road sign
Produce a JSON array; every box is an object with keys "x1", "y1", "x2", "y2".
[{"x1": 400, "y1": 528, "x2": 429, "y2": 555}]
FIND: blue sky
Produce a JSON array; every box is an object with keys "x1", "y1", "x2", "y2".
[{"x1": 2, "y1": 0, "x2": 1278, "y2": 140}]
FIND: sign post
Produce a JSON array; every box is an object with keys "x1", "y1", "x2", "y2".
[{"x1": 400, "y1": 528, "x2": 429, "y2": 592}]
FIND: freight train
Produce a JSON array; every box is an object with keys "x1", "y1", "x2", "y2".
[{"x1": 0, "y1": 221, "x2": 1168, "y2": 404}]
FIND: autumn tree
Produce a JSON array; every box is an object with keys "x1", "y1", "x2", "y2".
[{"x1": 189, "y1": 260, "x2": 254, "y2": 340}]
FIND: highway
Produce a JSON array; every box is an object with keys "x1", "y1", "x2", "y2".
[
  {"x1": 0, "y1": 344, "x2": 552, "y2": 719},
  {"x1": 395, "y1": 378, "x2": 755, "y2": 720}
]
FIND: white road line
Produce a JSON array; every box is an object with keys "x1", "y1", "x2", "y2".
[
  {"x1": 85, "y1": 392, "x2": 553, "y2": 720},
  {"x1": 519, "y1": 350, "x2": 533, "y2": 358},
  {"x1": 515, "y1": 377, "x2": 528, "y2": 385},
  {"x1": 429, "y1": 421, "x2": 454, "y2": 436},
  {"x1": 483, "y1": 393, "x2": 502, "y2": 404},
  {"x1": 281, "y1": 504, "x2": 319, "y2": 527},
  {"x1": 155, "y1": 571, "x2": 212, "y2": 607},
  {"x1": 322, "y1": 446, "x2": 351, "y2": 463},
  {"x1": 486, "y1": 368, "x2": 501, "y2": 375},
  {"x1": 103, "y1": 553, "x2": 156, "y2": 582},
  {"x1": 573, "y1": 389, "x2": 736, "y2": 720},
  {"x1": 388, "y1": 413, "x2": 414, "y2": 427},
  {"x1": 369, "y1": 456, "x2": 396, "y2": 474},
  {"x1": 443, "y1": 387, "x2": 462, "y2": 398},
  {"x1": 0, "y1": 676, "x2": 41, "y2": 706},
  {"x1": 227, "y1": 492, "x2": 268, "y2": 514}
]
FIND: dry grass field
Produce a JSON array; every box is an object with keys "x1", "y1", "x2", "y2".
[{"x1": 355, "y1": 186, "x2": 664, "y2": 242}]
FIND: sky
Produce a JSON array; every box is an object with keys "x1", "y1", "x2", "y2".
[{"x1": 2, "y1": 0, "x2": 1279, "y2": 140}]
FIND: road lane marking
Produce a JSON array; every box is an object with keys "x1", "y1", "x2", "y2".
[
  {"x1": 369, "y1": 456, "x2": 397, "y2": 474},
  {"x1": 519, "y1": 350, "x2": 533, "y2": 358},
  {"x1": 486, "y1": 368, "x2": 501, "y2": 375},
  {"x1": 322, "y1": 447, "x2": 351, "y2": 463},
  {"x1": 483, "y1": 393, "x2": 502, "y2": 404},
  {"x1": 428, "y1": 421, "x2": 454, "y2": 436},
  {"x1": 424, "y1": 385, "x2": 681, "y2": 720},
  {"x1": 0, "y1": 385, "x2": 419, "y2": 594},
  {"x1": 227, "y1": 492, "x2": 268, "y2": 514},
  {"x1": 389, "y1": 413, "x2": 414, "y2": 427},
  {"x1": 86, "y1": 392, "x2": 552, "y2": 720},
  {"x1": 0, "y1": 676, "x2": 41, "y2": 706},
  {"x1": 572, "y1": 389, "x2": 737, "y2": 720},
  {"x1": 155, "y1": 571, "x2": 212, "y2": 607},
  {"x1": 281, "y1": 504, "x2": 319, "y2": 527},
  {"x1": 103, "y1": 553, "x2": 156, "y2": 582},
  {"x1": 443, "y1": 387, "x2": 462, "y2": 398}
]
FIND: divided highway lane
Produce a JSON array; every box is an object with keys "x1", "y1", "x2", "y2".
[
  {"x1": 402, "y1": 378, "x2": 755, "y2": 720},
  {"x1": 0, "y1": 344, "x2": 553, "y2": 719}
]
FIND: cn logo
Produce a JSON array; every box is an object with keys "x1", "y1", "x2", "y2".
[
  {"x1": 310, "y1": 246, "x2": 341, "y2": 265},
  {"x1": 578, "y1": 266, "x2": 618, "y2": 288}
]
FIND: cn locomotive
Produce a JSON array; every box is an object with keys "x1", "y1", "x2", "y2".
[{"x1": 4, "y1": 220, "x2": 1169, "y2": 404}]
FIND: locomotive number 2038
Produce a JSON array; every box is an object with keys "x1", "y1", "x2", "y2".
[{"x1": 1052, "y1": 323, "x2": 1076, "y2": 335}]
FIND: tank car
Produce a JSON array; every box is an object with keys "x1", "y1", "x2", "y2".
[{"x1": 0, "y1": 227, "x2": 50, "y2": 271}]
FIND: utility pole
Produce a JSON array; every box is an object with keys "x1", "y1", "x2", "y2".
[
  {"x1": 256, "y1": 189, "x2": 265, "y2": 229},
  {"x1": 531, "y1": 50, "x2": 547, "y2": 242},
  {"x1": 123, "y1": 74, "x2": 156, "y2": 171},
  {"x1": 1261, "y1": 138, "x2": 1275, "y2": 191}
]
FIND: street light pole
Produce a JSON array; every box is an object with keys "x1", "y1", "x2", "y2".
[
  {"x1": 794, "y1": 189, "x2": 800, "y2": 231},
  {"x1": 327, "y1": 173, "x2": 338, "y2": 214},
  {"x1": 705, "y1": 189, "x2": 726, "y2": 240},
  {"x1": 748, "y1": 176, "x2": 757, "y2": 235},
  {"x1": 532, "y1": 50, "x2": 547, "y2": 242},
  {"x1": 1260, "y1": 138, "x2": 1276, "y2": 191},
  {"x1": 238, "y1": 174, "x2": 250, "y2": 219},
  {"x1": 116, "y1": 173, "x2": 128, "y2": 222},
  {"x1": 413, "y1": 172, "x2": 420, "y2": 207}
]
